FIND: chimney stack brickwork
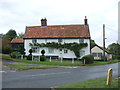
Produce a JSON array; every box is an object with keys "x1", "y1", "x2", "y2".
[
  {"x1": 41, "y1": 18, "x2": 47, "y2": 26},
  {"x1": 84, "y1": 16, "x2": 88, "y2": 25}
]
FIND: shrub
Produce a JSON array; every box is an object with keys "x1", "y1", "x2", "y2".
[
  {"x1": 10, "y1": 51, "x2": 21, "y2": 58},
  {"x1": 112, "y1": 55, "x2": 120, "y2": 60},
  {"x1": 40, "y1": 55, "x2": 46, "y2": 61},
  {"x1": 81, "y1": 54, "x2": 94, "y2": 64},
  {"x1": 29, "y1": 49, "x2": 32, "y2": 55},
  {"x1": 41, "y1": 49, "x2": 45, "y2": 55},
  {"x1": 27, "y1": 54, "x2": 32, "y2": 60}
]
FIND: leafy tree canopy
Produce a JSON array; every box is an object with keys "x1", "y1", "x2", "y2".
[
  {"x1": 17, "y1": 32, "x2": 24, "y2": 38},
  {"x1": 5, "y1": 29, "x2": 17, "y2": 41},
  {"x1": 107, "y1": 43, "x2": 120, "y2": 55}
]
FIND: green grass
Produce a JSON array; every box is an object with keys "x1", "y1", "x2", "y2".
[
  {"x1": 5, "y1": 63, "x2": 57, "y2": 71},
  {"x1": 55, "y1": 77, "x2": 119, "y2": 89},
  {"x1": 2, "y1": 56, "x2": 120, "y2": 66}
]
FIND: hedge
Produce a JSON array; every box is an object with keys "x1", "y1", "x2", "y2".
[{"x1": 81, "y1": 54, "x2": 94, "y2": 64}]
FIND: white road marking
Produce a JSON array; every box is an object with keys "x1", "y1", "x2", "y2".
[{"x1": 30, "y1": 72, "x2": 71, "y2": 77}]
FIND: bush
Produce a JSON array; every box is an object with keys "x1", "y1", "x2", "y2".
[
  {"x1": 10, "y1": 51, "x2": 21, "y2": 58},
  {"x1": 40, "y1": 55, "x2": 46, "y2": 61},
  {"x1": 81, "y1": 54, "x2": 94, "y2": 64},
  {"x1": 112, "y1": 55, "x2": 120, "y2": 60},
  {"x1": 27, "y1": 54, "x2": 32, "y2": 60}
]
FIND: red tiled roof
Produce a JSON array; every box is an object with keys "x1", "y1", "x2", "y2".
[
  {"x1": 11, "y1": 38, "x2": 24, "y2": 43},
  {"x1": 24, "y1": 25, "x2": 90, "y2": 39}
]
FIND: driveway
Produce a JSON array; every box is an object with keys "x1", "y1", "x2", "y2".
[{"x1": 2, "y1": 62, "x2": 119, "y2": 88}]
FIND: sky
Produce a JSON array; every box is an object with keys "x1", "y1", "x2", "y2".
[{"x1": 0, "y1": 0, "x2": 119, "y2": 47}]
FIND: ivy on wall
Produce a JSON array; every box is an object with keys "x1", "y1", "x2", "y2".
[{"x1": 29, "y1": 42, "x2": 88, "y2": 58}]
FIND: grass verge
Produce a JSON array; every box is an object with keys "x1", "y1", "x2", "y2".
[
  {"x1": 4, "y1": 63, "x2": 57, "y2": 71},
  {"x1": 54, "y1": 77, "x2": 119, "y2": 89}
]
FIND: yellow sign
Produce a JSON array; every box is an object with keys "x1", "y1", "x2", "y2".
[{"x1": 106, "y1": 68, "x2": 112, "y2": 86}]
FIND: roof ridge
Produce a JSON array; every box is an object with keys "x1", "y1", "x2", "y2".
[{"x1": 26, "y1": 24, "x2": 84, "y2": 27}]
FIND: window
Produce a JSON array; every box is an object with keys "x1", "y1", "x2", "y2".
[
  {"x1": 79, "y1": 39, "x2": 84, "y2": 43},
  {"x1": 32, "y1": 47, "x2": 39, "y2": 53},
  {"x1": 58, "y1": 39, "x2": 62, "y2": 43},
  {"x1": 64, "y1": 49, "x2": 68, "y2": 53},
  {"x1": 60, "y1": 49, "x2": 62, "y2": 51},
  {"x1": 98, "y1": 53, "x2": 102, "y2": 58},
  {"x1": 48, "y1": 48, "x2": 54, "y2": 53},
  {"x1": 32, "y1": 39, "x2": 37, "y2": 43},
  {"x1": 80, "y1": 50, "x2": 85, "y2": 56},
  {"x1": 92, "y1": 53, "x2": 97, "y2": 57}
]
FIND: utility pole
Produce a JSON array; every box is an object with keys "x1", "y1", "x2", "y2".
[{"x1": 103, "y1": 24, "x2": 106, "y2": 61}]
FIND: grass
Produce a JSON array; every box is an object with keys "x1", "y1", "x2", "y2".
[
  {"x1": 2, "y1": 56, "x2": 120, "y2": 66},
  {"x1": 54, "y1": 77, "x2": 119, "y2": 89},
  {"x1": 4, "y1": 63, "x2": 57, "y2": 71}
]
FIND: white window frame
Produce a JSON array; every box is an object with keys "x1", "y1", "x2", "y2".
[
  {"x1": 32, "y1": 47, "x2": 39, "y2": 53},
  {"x1": 32, "y1": 39, "x2": 37, "y2": 43},
  {"x1": 79, "y1": 39, "x2": 84, "y2": 43},
  {"x1": 64, "y1": 49, "x2": 68, "y2": 54},
  {"x1": 58, "y1": 39, "x2": 62, "y2": 43}
]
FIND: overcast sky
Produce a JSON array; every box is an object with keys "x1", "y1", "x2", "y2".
[{"x1": 0, "y1": 0, "x2": 119, "y2": 47}]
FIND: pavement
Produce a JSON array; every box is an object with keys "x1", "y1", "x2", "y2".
[{"x1": 2, "y1": 62, "x2": 119, "y2": 88}]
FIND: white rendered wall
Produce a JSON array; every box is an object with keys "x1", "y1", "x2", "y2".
[{"x1": 24, "y1": 38, "x2": 90, "y2": 58}]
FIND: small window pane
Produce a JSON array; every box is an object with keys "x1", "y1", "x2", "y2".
[
  {"x1": 58, "y1": 39, "x2": 62, "y2": 43},
  {"x1": 64, "y1": 49, "x2": 68, "y2": 53},
  {"x1": 98, "y1": 53, "x2": 102, "y2": 57},
  {"x1": 92, "y1": 53, "x2": 97, "y2": 57},
  {"x1": 79, "y1": 39, "x2": 84, "y2": 43},
  {"x1": 32, "y1": 39, "x2": 37, "y2": 43},
  {"x1": 32, "y1": 47, "x2": 39, "y2": 53}
]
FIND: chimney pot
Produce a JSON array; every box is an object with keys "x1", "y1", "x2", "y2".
[{"x1": 84, "y1": 16, "x2": 88, "y2": 25}]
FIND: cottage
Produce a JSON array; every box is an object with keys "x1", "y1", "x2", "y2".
[
  {"x1": 23, "y1": 17, "x2": 91, "y2": 60},
  {"x1": 91, "y1": 44, "x2": 112, "y2": 60},
  {"x1": 11, "y1": 38, "x2": 24, "y2": 50}
]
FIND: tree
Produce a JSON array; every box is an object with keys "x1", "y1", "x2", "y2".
[
  {"x1": 108, "y1": 43, "x2": 120, "y2": 59},
  {"x1": 6, "y1": 29, "x2": 17, "y2": 41},
  {"x1": 2, "y1": 36, "x2": 12, "y2": 54},
  {"x1": 17, "y1": 32, "x2": 24, "y2": 38},
  {"x1": 40, "y1": 49, "x2": 46, "y2": 61}
]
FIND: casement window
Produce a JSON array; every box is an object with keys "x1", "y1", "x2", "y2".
[
  {"x1": 58, "y1": 39, "x2": 62, "y2": 43},
  {"x1": 98, "y1": 53, "x2": 102, "y2": 58},
  {"x1": 64, "y1": 49, "x2": 68, "y2": 53},
  {"x1": 32, "y1": 39, "x2": 37, "y2": 43},
  {"x1": 92, "y1": 53, "x2": 97, "y2": 57},
  {"x1": 79, "y1": 39, "x2": 84, "y2": 43},
  {"x1": 92, "y1": 53, "x2": 102, "y2": 58},
  {"x1": 48, "y1": 48, "x2": 54, "y2": 53},
  {"x1": 32, "y1": 47, "x2": 39, "y2": 53},
  {"x1": 80, "y1": 50, "x2": 85, "y2": 56}
]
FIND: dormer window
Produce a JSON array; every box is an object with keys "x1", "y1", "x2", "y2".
[{"x1": 32, "y1": 39, "x2": 37, "y2": 43}]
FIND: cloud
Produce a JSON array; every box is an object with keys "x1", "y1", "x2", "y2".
[{"x1": 0, "y1": 0, "x2": 119, "y2": 47}]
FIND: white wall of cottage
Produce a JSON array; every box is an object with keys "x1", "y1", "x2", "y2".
[{"x1": 24, "y1": 38, "x2": 90, "y2": 58}]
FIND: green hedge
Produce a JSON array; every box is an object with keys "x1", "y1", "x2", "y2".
[
  {"x1": 40, "y1": 55, "x2": 46, "y2": 61},
  {"x1": 27, "y1": 54, "x2": 32, "y2": 60},
  {"x1": 81, "y1": 54, "x2": 94, "y2": 64}
]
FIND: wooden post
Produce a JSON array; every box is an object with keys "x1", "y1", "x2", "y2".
[
  {"x1": 50, "y1": 56, "x2": 51, "y2": 62},
  {"x1": 61, "y1": 57, "x2": 63, "y2": 63},
  {"x1": 39, "y1": 56, "x2": 40, "y2": 61},
  {"x1": 72, "y1": 58, "x2": 74, "y2": 63},
  {"x1": 32, "y1": 55, "x2": 33, "y2": 61},
  {"x1": 84, "y1": 59, "x2": 85, "y2": 64},
  {"x1": 106, "y1": 68, "x2": 112, "y2": 86},
  {"x1": 21, "y1": 55, "x2": 23, "y2": 59}
]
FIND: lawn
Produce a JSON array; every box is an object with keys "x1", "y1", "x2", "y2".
[
  {"x1": 54, "y1": 77, "x2": 119, "y2": 89},
  {"x1": 2, "y1": 56, "x2": 120, "y2": 66}
]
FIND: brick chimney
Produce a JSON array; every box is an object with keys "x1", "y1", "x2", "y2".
[
  {"x1": 41, "y1": 18, "x2": 47, "y2": 26},
  {"x1": 84, "y1": 16, "x2": 88, "y2": 25}
]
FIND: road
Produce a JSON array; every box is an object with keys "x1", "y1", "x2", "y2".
[{"x1": 2, "y1": 63, "x2": 119, "y2": 88}]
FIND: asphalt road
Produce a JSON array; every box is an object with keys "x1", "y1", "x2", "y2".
[{"x1": 2, "y1": 62, "x2": 119, "y2": 88}]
